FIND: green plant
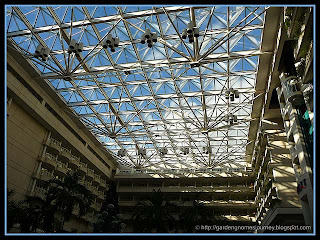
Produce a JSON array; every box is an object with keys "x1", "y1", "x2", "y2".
[
  {"x1": 92, "y1": 181, "x2": 125, "y2": 233},
  {"x1": 7, "y1": 189, "x2": 21, "y2": 232},
  {"x1": 179, "y1": 199, "x2": 215, "y2": 233},
  {"x1": 45, "y1": 170, "x2": 95, "y2": 232},
  {"x1": 92, "y1": 204, "x2": 126, "y2": 233},
  {"x1": 132, "y1": 189, "x2": 178, "y2": 233}
]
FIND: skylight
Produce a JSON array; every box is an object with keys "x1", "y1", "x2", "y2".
[{"x1": 7, "y1": 6, "x2": 266, "y2": 176}]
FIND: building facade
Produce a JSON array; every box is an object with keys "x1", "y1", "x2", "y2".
[{"x1": 6, "y1": 6, "x2": 314, "y2": 234}]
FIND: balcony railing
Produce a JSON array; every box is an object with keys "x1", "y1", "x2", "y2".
[
  {"x1": 78, "y1": 162, "x2": 87, "y2": 175},
  {"x1": 37, "y1": 169, "x2": 54, "y2": 182},
  {"x1": 33, "y1": 186, "x2": 48, "y2": 198},
  {"x1": 41, "y1": 152, "x2": 57, "y2": 169},
  {"x1": 55, "y1": 161, "x2": 68, "y2": 176},
  {"x1": 116, "y1": 167, "x2": 250, "y2": 176},
  {"x1": 98, "y1": 191, "x2": 105, "y2": 200},
  {"x1": 60, "y1": 146, "x2": 71, "y2": 160},
  {"x1": 69, "y1": 155, "x2": 80, "y2": 169},
  {"x1": 86, "y1": 168, "x2": 94, "y2": 180},
  {"x1": 48, "y1": 137, "x2": 61, "y2": 153}
]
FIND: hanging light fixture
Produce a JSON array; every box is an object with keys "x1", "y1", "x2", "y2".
[
  {"x1": 180, "y1": 147, "x2": 189, "y2": 155},
  {"x1": 34, "y1": 44, "x2": 50, "y2": 61},
  {"x1": 202, "y1": 146, "x2": 212, "y2": 154},
  {"x1": 68, "y1": 39, "x2": 83, "y2": 54},
  {"x1": 141, "y1": 28, "x2": 158, "y2": 48},
  {"x1": 138, "y1": 148, "x2": 147, "y2": 157},
  {"x1": 225, "y1": 88, "x2": 239, "y2": 101},
  {"x1": 102, "y1": 34, "x2": 119, "y2": 52},
  {"x1": 159, "y1": 147, "x2": 168, "y2": 156},
  {"x1": 227, "y1": 113, "x2": 237, "y2": 125},
  {"x1": 117, "y1": 149, "x2": 127, "y2": 157},
  {"x1": 181, "y1": 22, "x2": 200, "y2": 43}
]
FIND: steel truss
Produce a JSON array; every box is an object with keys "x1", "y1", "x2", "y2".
[{"x1": 7, "y1": 6, "x2": 267, "y2": 175}]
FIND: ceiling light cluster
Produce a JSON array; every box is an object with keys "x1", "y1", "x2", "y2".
[
  {"x1": 159, "y1": 147, "x2": 168, "y2": 156},
  {"x1": 182, "y1": 22, "x2": 200, "y2": 43},
  {"x1": 68, "y1": 39, "x2": 83, "y2": 54},
  {"x1": 102, "y1": 34, "x2": 119, "y2": 52},
  {"x1": 117, "y1": 149, "x2": 127, "y2": 157},
  {"x1": 140, "y1": 28, "x2": 158, "y2": 48},
  {"x1": 226, "y1": 113, "x2": 238, "y2": 125},
  {"x1": 180, "y1": 147, "x2": 190, "y2": 155},
  {"x1": 34, "y1": 44, "x2": 50, "y2": 61},
  {"x1": 202, "y1": 146, "x2": 212, "y2": 154},
  {"x1": 225, "y1": 88, "x2": 240, "y2": 101},
  {"x1": 138, "y1": 148, "x2": 147, "y2": 157}
]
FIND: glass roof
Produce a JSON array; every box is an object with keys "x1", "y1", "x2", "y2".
[{"x1": 6, "y1": 6, "x2": 266, "y2": 174}]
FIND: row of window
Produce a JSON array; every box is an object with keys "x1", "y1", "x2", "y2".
[{"x1": 8, "y1": 64, "x2": 111, "y2": 170}]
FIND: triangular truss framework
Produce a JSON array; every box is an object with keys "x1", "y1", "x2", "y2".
[{"x1": 7, "y1": 6, "x2": 267, "y2": 176}]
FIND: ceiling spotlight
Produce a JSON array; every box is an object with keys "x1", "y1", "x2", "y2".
[
  {"x1": 225, "y1": 88, "x2": 239, "y2": 101},
  {"x1": 202, "y1": 146, "x2": 212, "y2": 154},
  {"x1": 159, "y1": 147, "x2": 168, "y2": 156},
  {"x1": 180, "y1": 147, "x2": 189, "y2": 155},
  {"x1": 190, "y1": 62, "x2": 200, "y2": 68},
  {"x1": 141, "y1": 29, "x2": 158, "y2": 48},
  {"x1": 182, "y1": 29, "x2": 187, "y2": 39},
  {"x1": 227, "y1": 113, "x2": 237, "y2": 125},
  {"x1": 152, "y1": 32, "x2": 158, "y2": 43},
  {"x1": 34, "y1": 44, "x2": 50, "y2": 61},
  {"x1": 102, "y1": 34, "x2": 119, "y2": 52},
  {"x1": 117, "y1": 149, "x2": 127, "y2": 157},
  {"x1": 145, "y1": 28, "x2": 151, "y2": 39},
  {"x1": 233, "y1": 115, "x2": 238, "y2": 123},
  {"x1": 182, "y1": 22, "x2": 200, "y2": 43},
  {"x1": 114, "y1": 37, "x2": 119, "y2": 47},
  {"x1": 187, "y1": 23, "x2": 193, "y2": 33},
  {"x1": 138, "y1": 148, "x2": 146, "y2": 157},
  {"x1": 141, "y1": 33, "x2": 146, "y2": 44},
  {"x1": 193, "y1": 27, "x2": 200, "y2": 38},
  {"x1": 234, "y1": 90, "x2": 240, "y2": 98},
  {"x1": 68, "y1": 39, "x2": 83, "y2": 54},
  {"x1": 225, "y1": 90, "x2": 230, "y2": 99},
  {"x1": 230, "y1": 93, "x2": 235, "y2": 101}
]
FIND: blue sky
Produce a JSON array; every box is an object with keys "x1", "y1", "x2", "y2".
[{"x1": 6, "y1": 6, "x2": 265, "y2": 169}]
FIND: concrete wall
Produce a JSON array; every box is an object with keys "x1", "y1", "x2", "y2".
[{"x1": 7, "y1": 100, "x2": 46, "y2": 201}]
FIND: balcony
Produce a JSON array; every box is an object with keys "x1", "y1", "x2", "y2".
[
  {"x1": 68, "y1": 155, "x2": 80, "y2": 169},
  {"x1": 33, "y1": 186, "x2": 48, "y2": 199},
  {"x1": 117, "y1": 185, "x2": 253, "y2": 193},
  {"x1": 119, "y1": 199, "x2": 256, "y2": 208},
  {"x1": 33, "y1": 169, "x2": 54, "y2": 182},
  {"x1": 79, "y1": 179, "x2": 87, "y2": 188},
  {"x1": 98, "y1": 190, "x2": 105, "y2": 200},
  {"x1": 85, "y1": 212, "x2": 95, "y2": 222},
  {"x1": 95, "y1": 202, "x2": 102, "y2": 212},
  {"x1": 39, "y1": 152, "x2": 57, "y2": 170},
  {"x1": 92, "y1": 174, "x2": 100, "y2": 185},
  {"x1": 86, "y1": 168, "x2": 94, "y2": 180},
  {"x1": 77, "y1": 162, "x2": 87, "y2": 175},
  {"x1": 60, "y1": 146, "x2": 71, "y2": 162},
  {"x1": 46, "y1": 137, "x2": 61, "y2": 154},
  {"x1": 99, "y1": 179, "x2": 107, "y2": 189},
  {"x1": 255, "y1": 182, "x2": 278, "y2": 221},
  {"x1": 55, "y1": 161, "x2": 67, "y2": 176},
  {"x1": 72, "y1": 204, "x2": 80, "y2": 216},
  {"x1": 92, "y1": 186, "x2": 99, "y2": 197}
]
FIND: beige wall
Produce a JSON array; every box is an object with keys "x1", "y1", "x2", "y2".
[
  {"x1": 7, "y1": 100, "x2": 46, "y2": 201},
  {"x1": 6, "y1": 53, "x2": 117, "y2": 232}
]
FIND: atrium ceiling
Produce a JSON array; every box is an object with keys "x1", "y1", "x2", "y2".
[{"x1": 6, "y1": 6, "x2": 270, "y2": 175}]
